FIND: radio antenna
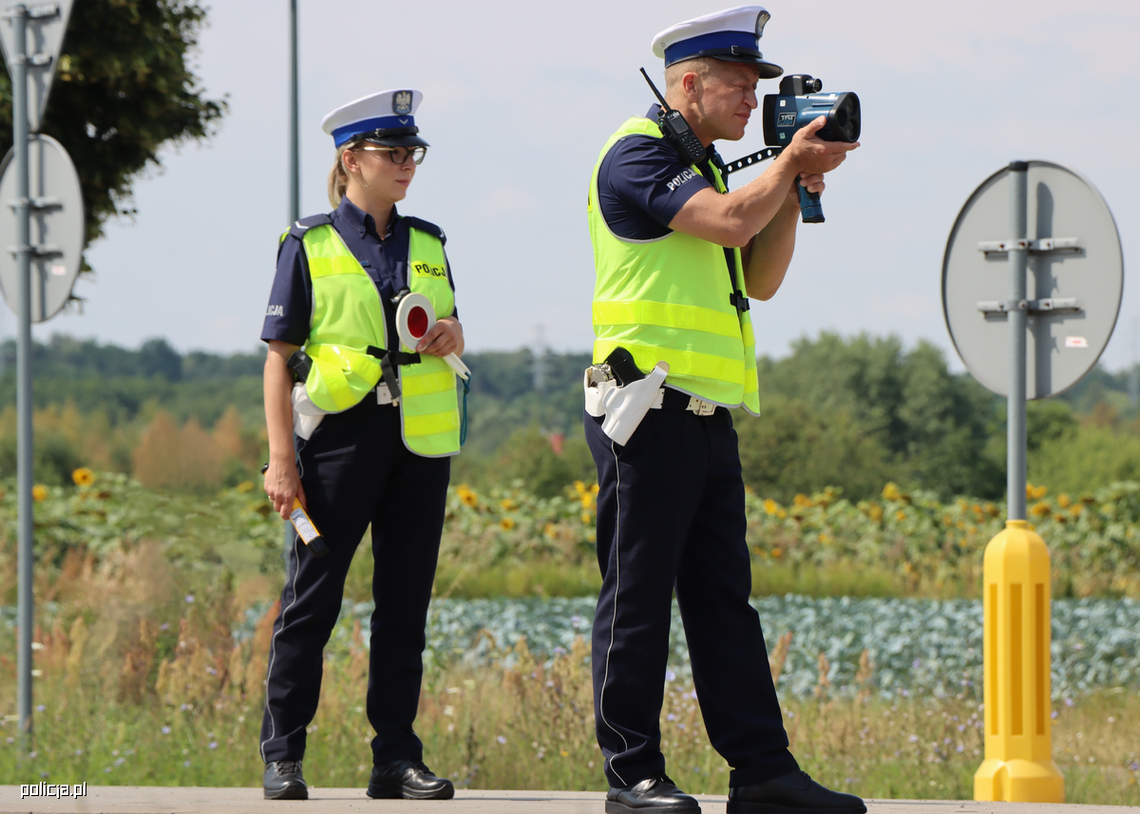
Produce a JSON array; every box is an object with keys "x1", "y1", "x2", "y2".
[{"x1": 640, "y1": 68, "x2": 672, "y2": 111}]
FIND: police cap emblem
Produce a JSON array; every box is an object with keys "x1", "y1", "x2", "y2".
[{"x1": 393, "y1": 91, "x2": 414, "y2": 115}]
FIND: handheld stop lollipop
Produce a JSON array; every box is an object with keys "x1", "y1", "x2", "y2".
[{"x1": 395, "y1": 293, "x2": 471, "y2": 381}]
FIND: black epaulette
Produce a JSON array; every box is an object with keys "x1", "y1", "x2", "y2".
[
  {"x1": 401, "y1": 216, "x2": 446, "y2": 245},
  {"x1": 287, "y1": 214, "x2": 333, "y2": 240}
]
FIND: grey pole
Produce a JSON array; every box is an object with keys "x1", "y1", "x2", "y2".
[
  {"x1": 284, "y1": 0, "x2": 300, "y2": 565},
  {"x1": 289, "y1": 0, "x2": 299, "y2": 224},
  {"x1": 12, "y1": 2, "x2": 35, "y2": 747},
  {"x1": 1007, "y1": 161, "x2": 1029, "y2": 521}
]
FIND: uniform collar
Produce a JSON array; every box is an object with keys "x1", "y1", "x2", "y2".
[{"x1": 337, "y1": 196, "x2": 400, "y2": 240}]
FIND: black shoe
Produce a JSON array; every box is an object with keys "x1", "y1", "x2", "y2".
[
  {"x1": 264, "y1": 760, "x2": 308, "y2": 800},
  {"x1": 727, "y1": 770, "x2": 865, "y2": 814},
  {"x1": 367, "y1": 759, "x2": 455, "y2": 800},
  {"x1": 606, "y1": 774, "x2": 700, "y2": 814}
]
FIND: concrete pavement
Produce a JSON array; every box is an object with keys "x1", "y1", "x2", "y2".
[{"x1": 1, "y1": 787, "x2": 1138, "y2": 814}]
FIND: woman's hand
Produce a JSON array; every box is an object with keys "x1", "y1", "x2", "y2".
[
  {"x1": 263, "y1": 340, "x2": 306, "y2": 519},
  {"x1": 415, "y1": 316, "x2": 464, "y2": 357},
  {"x1": 265, "y1": 457, "x2": 307, "y2": 519}
]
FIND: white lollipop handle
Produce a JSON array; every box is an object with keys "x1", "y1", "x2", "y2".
[{"x1": 444, "y1": 353, "x2": 471, "y2": 381}]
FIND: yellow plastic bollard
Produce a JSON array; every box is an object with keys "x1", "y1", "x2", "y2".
[{"x1": 974, "y1": 520, "x2": 1064, "y2": 802}]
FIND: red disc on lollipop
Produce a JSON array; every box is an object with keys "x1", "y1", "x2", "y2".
[{"x1": 407, "y1": 306, "x2": 429, "y2": 338}]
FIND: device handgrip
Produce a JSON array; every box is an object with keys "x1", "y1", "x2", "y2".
[{"x1": 798, "y1": 185, "x2": 825, "y2": 224}]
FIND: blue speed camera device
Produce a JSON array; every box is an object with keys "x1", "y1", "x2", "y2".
[{"x1": 763, "y1": 75, "x2": 860, "y2": 223}]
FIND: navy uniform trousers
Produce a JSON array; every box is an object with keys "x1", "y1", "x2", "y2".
[
  {"x1": 585, "y1": 403, "x2": 799, "y2": 789},
  {"x1": 260, "y1": 395, "x2": 449, "y2": 766}
]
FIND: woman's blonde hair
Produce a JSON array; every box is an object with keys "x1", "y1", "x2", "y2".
[{"x1": 327, "y1": 139, "x2": 365, "y2": 207}]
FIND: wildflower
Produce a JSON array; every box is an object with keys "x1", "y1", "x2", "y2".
[
  {"x1": 209, "y1": 742, "x2": 218, "y2": 750},
  {"x1": 895, "y1": 510, "x2": 906, "y2": 522},
  {"x1": 580, "y1": 492, "x2": 593, "y2": 509},
  {"x1": 185, "y1": 595, "x2": 195, "y2": 604},
  {"x1": 1057, "y1": 493, "x2": 1071, "y2": 508},
  {"x1": 667, "y1": 713, "x2": 676, "y2": 721},
  {"x1": 183, "y1": 761, "x2": 191, "y2": 767},
  {"x1": 793, "y1": 493, "x2": 814, "y2": 508},
  {"x1": 32, "y1": 485, "x2": 48, "y2": 502},
  {"x1": 771, "y1": 547, "x2": 782, "y2": 559},
  {"x1": 500, "y1": 498, "x2": 517, "y2": 511},
  {"x1": 457, "y1": 484, "x2": 478, "y2": 507},
  {"x1": 544, "y1": 523, "x2": 557, "y2": 538},
  {"x1": 868, "y1": 503, "x2": 883, "y2": 522},
  {"x1": 72, "y1": 467, "x2": 95, "y2": 487},
  {"x1": 497, "y1": 736, "x2": 507, "y2": 745},
  {"x1": 561, "y1": 750, "x2": 569, "y2": 757},
  {"x1": 500, "y1": 517, "x2": 516, "y2": 531},
  {"x1": 162, "y1": 726, "x2": 171, "y2": 735},
  {"x1": 665, "y1": 670, "x2": 676, "y2": 682},
  {"x1": 1029, "y1": 501, "x2": 1051, "y2": 518},
  {"x1": 35, "y1": 705, "x2": 44, "y2": 712},
  {"x1": 590, "y1": 483, "x2": 599, "y2": 496},
  {"x1": 763, "y1": 498, "x2": 779, "y2": 515},
  {"x1": 574, "y1": 480, "x2": 587, "y2": 495},
  {"x1": 882, "y1": 483, "x2": 902, "y2": 501},
  {"x1": 580, "y1": 511, "x2": 591, "y2": 524},
  {"x1": 235, "y1": 481, "x2": 255, "y2": 493}
]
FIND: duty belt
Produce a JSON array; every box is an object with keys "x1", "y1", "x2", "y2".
[{"x1": 655, "y1": 388, "x2": 720, "y2": 416}]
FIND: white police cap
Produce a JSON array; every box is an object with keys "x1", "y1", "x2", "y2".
[
  {"x1": 651, "y1": 6, "x2": 783, "y2": 78},
  {"x1": 320, "y1": 89, "x2": 429, "y2": 148}
]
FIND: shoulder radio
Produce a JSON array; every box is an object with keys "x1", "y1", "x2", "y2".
[{"x1": 639, "y1": 68, "x2": 706, "y2": 165}]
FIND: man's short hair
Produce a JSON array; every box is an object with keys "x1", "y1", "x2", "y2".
[{"x1": 664, "y1": 57, "x2": 714, "y2": 94}]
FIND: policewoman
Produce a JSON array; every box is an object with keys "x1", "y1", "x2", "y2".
[
  {"x1": 584, "y1": 8, "x2": 863, "y2": 814},
  {"x1": 258, "y1": 89, "x2": 461, "y2": 802}
]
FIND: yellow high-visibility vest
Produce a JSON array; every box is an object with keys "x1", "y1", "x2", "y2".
[
  {"x1": 292, "y1": 221, "x2": 461, "y2": 457},
  {"x1": 587, "y1": 117, "x2": 760, "y2": 414}
]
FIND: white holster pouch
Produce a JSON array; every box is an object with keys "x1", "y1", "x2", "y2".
[
  {"x1": 584, "y1": 361, "x2": 669, "y2": 446},
  {"x1": 291, "y1": 383, "x2": 326, "y2": 441}
]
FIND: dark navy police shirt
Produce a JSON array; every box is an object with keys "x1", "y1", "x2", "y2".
[
  {"x1": 261, "y1": 197, "x2": 456, "y2": 348},
  {"x1": 597, "y1": 106, "x2": 714, "y2": 241}
]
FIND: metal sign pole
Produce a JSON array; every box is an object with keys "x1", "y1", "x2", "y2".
[
  {"x1": 11, "y1": 1, "x2": 35, "y2": 748},
  {"x1": 284, "y1": 0, "x2": 300, "y2": 566},
  {"x1": 289, "y1": 0, "x2": 299, "y2": 224},
  {"x1": 1007, "y1": 161, "x2": 1029, "y2": 521}
]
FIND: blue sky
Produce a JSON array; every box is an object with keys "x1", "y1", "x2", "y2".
[{"x1": 6, "y1": 0, "x2": 1139, "y2": 372}]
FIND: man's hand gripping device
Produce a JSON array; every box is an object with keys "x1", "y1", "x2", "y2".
[{"x1": 760, "y1": 74, "x2": 860, "y2": 223}]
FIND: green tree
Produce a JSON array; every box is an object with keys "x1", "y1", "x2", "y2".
[
  {"x1": 735, "y1": 397, "x2": 893, "y2": 502},
  {"x1": 0, "y1": 0, "x2": 226, "y2": 248}
]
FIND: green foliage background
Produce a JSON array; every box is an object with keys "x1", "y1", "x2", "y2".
[
  {"x1": 3, "y1": 331, "x2": 1140, "y2": 501},
  {"x1": 0, "y1": 0, "x2": 226, "y2": 248}
]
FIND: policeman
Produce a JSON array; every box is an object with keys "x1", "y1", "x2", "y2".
[
  {"x1": 585, "y1": 8, "x2": 864, "y2": 814},
  {"x1": 259, "y1": 89, "x2": 461, "y2": 802}
]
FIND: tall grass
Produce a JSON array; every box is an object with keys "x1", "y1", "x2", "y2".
[{"x1": 0, "y1": 545, "x2": 1137, "y2": 804}]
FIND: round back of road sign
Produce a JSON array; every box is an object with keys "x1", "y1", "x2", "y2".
[
  {"x1": 942, "y1": 161, "x2": 1123, "y2": 399},
  {"x1": 0, "y1": 134, "x2": 85, "y2": 323}
]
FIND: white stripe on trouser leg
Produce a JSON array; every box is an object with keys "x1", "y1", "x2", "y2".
[
  {"x1": 597, "y1": 440, "x2": 629, "y2": 786},
  {"x1": 260, "y1": 449, "x2": 305, "y2": 763}
]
